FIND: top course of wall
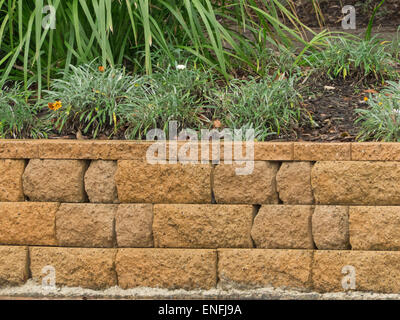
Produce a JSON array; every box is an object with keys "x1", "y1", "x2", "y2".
[{"x1": 1, "y1": 140, "x2": 400, "y2": 161}]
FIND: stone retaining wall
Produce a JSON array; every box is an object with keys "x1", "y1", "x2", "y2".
[{"x1": 2, "y1": 140, "x2": 400, "y2": 295}]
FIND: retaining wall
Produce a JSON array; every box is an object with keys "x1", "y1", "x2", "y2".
[{"x1": 1, "y1": 140, "x2": 400, "y2": 294}]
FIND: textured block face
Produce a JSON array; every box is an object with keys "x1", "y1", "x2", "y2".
[
  {"x1": 115, "y1": 161, "x2": 212, "y2": 204},
  {"x1": 251, "y1": 205, "x2": 314, "y2": 249},
  {"x1": 312, "y1": 251, "x2": 400, "y2": 293},
  {"x1": 349, "y1": 206, "x2": 400, "y2": 250},
  {"x1": 294, "y1": 143, "x2": 350, "y2": 161},
  {"x1": 218, "y1": 249, "x2": 313, "y2": 290},
  {"x1": 116, "y1": 249, "x2": 217, "y2": 290},
  {"x1": 0, "y1": 159, "x2": 25, "y2": 201},
  {"x1": 276, "y1": 162, "x2": 314, "y2": 204},
  {"x1": 0, "y1": 246, "x2": 28, "y2": 287},
  {"x1": 84, "y1": 160, "x2": 119, "y2": 203},
  {"x1": 56, "y1": 204, "x2": 117, "y2": 248},
  {"x1": 30, "y1": 247, "x2": 117, "y2": 289},
  {"x1": 213, "y1": 162, "x2": 279, "y2": 204},
  {"x1": 23, "y1": 159, "x2": 87, "y2": 203},
  {"x1": 115, "y1": 204, "x2": 154, "y2": 247},
  {"x1": 0, "y1": 202, "x2": 58, "y2": 246},
  {"x1": 312, "y1": 206, "x2": 349, "y2": 250},
  {"x1": 311, "y1": 161, "x2": 400, "y2": 205},
  {"x1": 153, "y1": 204, "x2": 254, "y2": 248}
]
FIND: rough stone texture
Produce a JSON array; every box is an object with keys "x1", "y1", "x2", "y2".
[
  {"x1": 153, "y1": 204, "x2": 254, "y2": 248},
  {"x1": 213, "y1": 162, "x2": 279, "y2": 204},
  {"x1": 38, "y1": 140, "x2": 155, "y2": 160},
  {"x1": 23, "y1": 159, "x2": 87, "y2": 203},
  {"x1": 351, "y1": 143, "x2": 400, "y2": 161},
  {"x1": 115, "y1": 161, "x2": 211, "y2": 204},
  {"x1": 56, "y1": 204, "x2": 117, "y2": 248},
  {"x1": 0, "y1": 159, "x2": 25, "y2": 201},
  {"x1": 0, "y1": 202, "x2": 58, "y2": 246},
  {"x1": 30, "y1": 247, "x2": 117, "y2": 289},
  {"x1": 311, "y1": 161, "x2": 400, "y2": 205},
  {"x1": 251, "y1": 205, "x2": 314, "y2": 249},
  {"x1": 294, "y1": 143, "x2": 350, "y2": 161},
  {"x1": 0, "y1": 246, "x2": 28, "y2": 287},
  {"x1": 312, "y1": 206, "x2": 349, "y2": 250},
  {"x1": 116, "y1": 204, "x2": 154, "y2": 247},
  {"x1": 313, "y1": 251, "x2": 400, "y2": 293},
  {"x1": 218, "y1": 249, "x2": 312, "y2": 290},
  {"x1": 349, "y1": 206, "x2": 400, "y2": 250},
  {"x1": 218, "y1": 142, "x2": 293, "y2": 161},
  {"x1": 0, "y1": 140, "x2": 39, "y2": 159},
  {"x1": 84, "y1": 160, "x2": 118, "y2": 203},
  {"x1": 276, "y1": 162, "x2": 314, "y2": 204},
  {"x1": 116, "y1": 249, "x2": 217, "y2": 290}
]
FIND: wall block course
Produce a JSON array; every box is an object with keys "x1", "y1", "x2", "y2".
[
  {"x1": 153, "y1": 204, "x2": 254, "y2": 248},
  {"x1": 23, "y1": 159, "x2": 87, "y2": 203},
  {"x1": 115, "y1": 161, "x2": 212, "y2": 204},
  {"x1": 251, "y1": 205, "x2": 314, "y2": 249},
  {"x1": 349, "y1": 206, "x2": 400, "y2": 251},
  {"x1": 116, "y1": 249, "x2": 217, "y2": 290},
  {"x1": 218, "y1": 249, "x2": 313, "y2": 290},
  {"x1": 276, "y1": 162, "x2": 314, "y2": 204},
  {"x1": 56, "y1": 204, "x2": 117, "y2": 248},
  {"x1": 294, "y1": 143, "x2": 351, "y2": 161},
  {"x1": 84, "y1": 160, "x2": 119, "y2": 203},
  {"x1": 311, "y1": 161, "x2": 400, "y2": 205},
  {"x1": 312, "y1": 206, "x2": 350, "y2": 250},
  {"x1": 213, "y1": 162, "x2": 279, "y2": 204},
  {"x1": 30, "y1": 247, "x2": 117, "y2": 289},
  {"x1": 313, "y1": 251, "x2": 400, "y2": 293},
  {"x1": 0, "y1": 202, "x2": 58, "y2": 246},
  {"x1": 0, "y1": 159, "x2": 25, "y2": 202},
  {"x1": 0, "y1": 246, "x2": 28, "y2": 287},
  {"x1": 116, "y1": 204, "x2": 154, "y2": 247}
]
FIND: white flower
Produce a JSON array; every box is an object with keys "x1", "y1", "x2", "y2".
[{"x1": 176, "y1": 64, "x2": 186, "y2": 70}]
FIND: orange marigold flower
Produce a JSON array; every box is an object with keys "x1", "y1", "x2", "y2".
[
  {"x1": 48, "y1": 101, "x2": 62, "y2": 111},
  {"x1": 364, "y1": 97, "x2": 369, "y2": 102},
  {"x1": 98, "y1": 66, "x2": 105, "y2": 72}
]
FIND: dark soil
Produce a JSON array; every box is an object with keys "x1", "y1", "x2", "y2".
[
  {"x1": 294, "y1": 0, "x2": 400, "y2": 29},
  {"x1": 293, "y1": 77, "x2": 379, "y2": 142}
]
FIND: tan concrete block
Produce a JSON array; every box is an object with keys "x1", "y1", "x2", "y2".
[
  {"x1": 116, "y1": 249, "x2": 217, "y2": 290},
  {"x1": 251, "y1": 205, "x2": 314, "y2": 249},
  {"x1": 153, "y1": 204, "x2": 254, "y2": 248}
]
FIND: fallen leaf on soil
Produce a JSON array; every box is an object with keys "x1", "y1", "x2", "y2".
[
  {"x1": 363, "y1": 89, "x2": 378, "y2": 94},
  {"x1": 324, "y1": 86, "x2": 336, "y2": 90}
]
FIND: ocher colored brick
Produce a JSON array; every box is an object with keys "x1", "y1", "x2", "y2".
[
  {"x1": 312, "y1": 161, "x2": 400, "y2": 205},
  {"x1": 0, "y1": 202, "x2": 58, "y2": 246},
  {"x1": 84, "y1": 160, "x2": 119, "y2": 203},
  {"x1": 0, "y1": 246, "x2": 28, "y2": 287},
  {"x1": 23, "y1": 159, "x2": 87, "y2": 203},
  {"x1": 0, "y1": 159, "x2": 25, "y2": 201},
  {"x1": 56, "y1": 204, "x2": 117, "y2": 248},
  {"x1": 213, "y1": 162, "x2": 279, "y2": 204},
  {"x1": 153, "y1": 204, "x2": 254, "y2": 248},
  {"x1": 294, "y1": 143, "x2": 350, "y2": 161},
  {"x1": 313, "y1": 251, "x2": 400, "y2": 293},
  {"x1": 349, "y1": 206, "x2": 400, "y2": 250},
  {"x1": 351, "y1": 143, "x2": 400, "y2": 161},
  {"x1": 312, "y1": 206, "x2": 349, "y2": 250},
  {"x1": 251, "y1": 205, "x2": 314, "y2": 249},
  {"x1": 116, "y1": 204, "x2": 154, "y2": 247},
  {"x1": 0, "y1": 140, "x2": 39, "y2": 159},
  {"x1": 276, "y1": 162, "x2": 314, "y2": 204},
  {"x1": 30, "y1": 247, "x2": 117, "y2": 289},
  {"x1": 115, "y1": 161, "x2": 211, "y2": 204},
  {"x1": 116, "y1": 249, "x2": 217, "y2": 290},
  {"x1": 218, "y1": 249, "x2": 312, "y2": 290}
]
